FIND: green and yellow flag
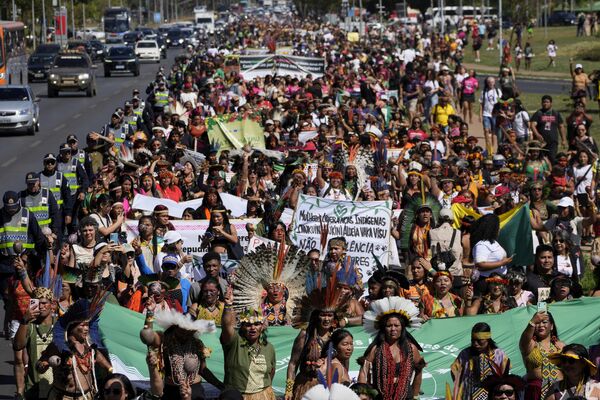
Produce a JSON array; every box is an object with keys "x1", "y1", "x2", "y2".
[{"x1": 451, "y1": 203, "x2": 534, "y2": 266}]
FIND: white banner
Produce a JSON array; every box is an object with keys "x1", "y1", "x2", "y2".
[
  {"x1": 290, "y1": 195, "x2": 392, "y2": 280},
  {"x1": 124, "y1": 218, "x2": 260, "y2": 259},
  {"x1": 131, "y1": 193, "x2": 248, "y2": 218}
]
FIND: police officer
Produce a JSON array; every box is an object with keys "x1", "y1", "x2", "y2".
[
  {"x1": 66, "y1": 134, "x2": 93, "y2": 182},
  {"x1": 57, "y1": 143, "x2": 89, "y2": 233},
  {"x1": 0, "y1": 191, "x2": 48, "y2": 275},
  {"x1": 19, "y1": 172, "x2": 61, "y2": 235},
  {"x1": 151, "y1": 80, "x2": 170, "y2": 112},
  {"x1": 39, "y1": 153, "x2": 72, "y2": 216},
  {"x1": 101, "y1": 111, "x2": 130, "y2": 150},
  {"x1": 122, "y1": 101, "x2": 142, "y2": 132}
]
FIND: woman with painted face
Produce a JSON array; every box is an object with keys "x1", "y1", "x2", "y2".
[
  {"x1": 450, "y1": 323, "x2": 511, "y2": 400},
  {"x1": 520, "y1": 311, "x2": 565, "y2": 399},
  {"x1": 359, "y1": 297, "x2": 425, "y2": 400}
]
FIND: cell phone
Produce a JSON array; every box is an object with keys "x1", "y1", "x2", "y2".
[
  {"x1": 537, "y1": 301, "x2": 548, "y2": 314},
  {"x1": 29, "y1": 298, "x2": 39, "y2": 310},
  {"x1": 109, "y1": 233, "x2": 119, "y2": 244}
]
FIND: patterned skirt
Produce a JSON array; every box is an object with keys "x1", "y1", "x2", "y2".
[{"x1": 243, "y1": 386, "x2": 276, "y2": 400}]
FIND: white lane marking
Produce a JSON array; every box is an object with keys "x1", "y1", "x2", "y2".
[
  {"x1": 89, "y1": 104, "x2": 97, "y2": 109},
  {"x1": 1, "y1": 157, "x2": 16, "y2": 167},
  {"x1": 53, "y1": 123, "x2": 66, "y2": 132},
  {"x1": 29, "y1": 140, "x2": 42, "y2": 148},
  {"x1": 73, "y1": 113, "x2": 82, "y2": 119},
  {"x1": 100, "y1": 97, "x2": 109, "y2": 102},
  {"x1": 112, "y1": 89, "x2": 120, "y2": 95}
]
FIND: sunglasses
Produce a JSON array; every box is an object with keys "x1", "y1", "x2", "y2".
[
  {"x1": 45, "y1": 160, "x2": 56, "y2": 165},
  {"x1": 104, "y1": 388, "x2": 122, "y2": 396},
  {"x1": 494, "y1": 388, "x2": 514, "y2": 396},
  {"x1": 553, "y1": 239, "x2": 565, "y2": 244}
]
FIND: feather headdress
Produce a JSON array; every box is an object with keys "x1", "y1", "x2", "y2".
[
  {"x1": 363, "y1": 296, "x2": 422, "y2": 336},
  {"x1": 369, "y1": 252, "x2": 410, "y2": 289},
  {"x1": 52, "y1": 291, "x2": 110, "y2": 353},
  {"x1": 398, "y1": 192, "x2": 441, "y2": 251},
  {"x1": 231, "y1": 243, "x2": 311, "y2": 315},
  {"x1": 291, "y1": 268, "x2": 347, "y2": 329},
  {"x1": 154, "y1": 309, "x2": 216, "y2": 339}
]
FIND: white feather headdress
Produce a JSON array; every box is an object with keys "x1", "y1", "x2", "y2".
[
  {"x1": 232, "y1": 244, "x2": 310, "y2": 314},
  {"x1": 363, "y1": 296, "x2": 422, "y2": 336},
  {"x1": 302, "y1": 383, "x2": 360, "y2": 400},
  {"x1": 155, "y1": 309, "x2": 216, "y2": 339}
]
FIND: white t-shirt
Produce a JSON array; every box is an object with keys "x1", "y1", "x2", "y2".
[
  {"x1": 514, "y1": 110, "x2": 530, "y2": 139},
  {"x1": 573, "y1": 164, "x2": 593, "y2": 194},
  {"x1": 479, "y1": 89, "x2": 502, "y2": 118},
  {"x1": 556, "y1": 254, "x2": 573, "y2": 277},
  {"x1": 473, "y1": 240, "x2": 508, "y2": 277},
  {"x1": 547, "y1": 44, "x2": 557, "y2": 57}
]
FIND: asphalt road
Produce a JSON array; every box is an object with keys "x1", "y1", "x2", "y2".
[{"x1": 0, "y1": 48, "x2": 180, "y2": 398}]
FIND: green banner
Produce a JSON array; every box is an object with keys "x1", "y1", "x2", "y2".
[
  {"x1": 100, "y1": 298, "x2": 600, "y2": 399},
  {"x1": 206, "y1": 115, "x2": 266, "y2": 153}
]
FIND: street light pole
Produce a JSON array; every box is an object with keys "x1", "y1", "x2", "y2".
[
  {"x1": 32, "y1": 0, "x2": 36, "y2": 50},
  {"x1": 42, "y1": 0, "x2": 47, "y2": 44},
  {"x1": 499, "y1": 0, "x2": 503, "y2": 64}
]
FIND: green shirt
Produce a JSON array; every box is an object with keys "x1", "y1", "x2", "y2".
[
  {"x1": 223, "y1": 332, "x2": 275, "y2": 394},
  {"x1": 25, "y1": 321, "x2": 54, "y2": 399}
]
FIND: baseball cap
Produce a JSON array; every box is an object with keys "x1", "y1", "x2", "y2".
[
  {"x1": 265, "y1": 119, "x2": 274, "y2": 125},
  {"x1": 163, "y1": 230, "x2": 182, "y2": 245},
  {"x1": 3, "y1": 191, "x2": 20, "y2": 211},
  {"x1": 132, "y1": 96, "x2": 141, "y2": 101},
  {"x1": 26, "y1": 172, "x2": 40, "y2": 183},
  {"x1": 44, "y1": 153, "x2": 57, "y2": 161},
  {"x1": 59, "y1": 143, "x2": 71, "y2": 153},
  {"x1": 557, "y1": 196, "x2": 575, "y2": 208},
  {"x1": 439, "y1": 208, "x2": 454, "y2": 220},
  {"x1": 161, "y1": 254, "x2": 180, "y2": 269},
  {"x1": 575, "y1": 63, "x2": 583, "y2": 70},
  {"x1": 124, "y1": 101, "x2": 132, "y2": 107},
  {"x1": 66, "y1": 134, "x2": 78, "y2": 143}
]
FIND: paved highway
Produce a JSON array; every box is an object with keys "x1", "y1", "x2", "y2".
[{"x1": 0, "y1": 49, "x2": 179, "y2": 398}]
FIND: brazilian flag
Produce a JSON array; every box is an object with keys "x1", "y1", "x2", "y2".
[{"x1": 451, "y1": 203, "x2": 534, "y2": 266}]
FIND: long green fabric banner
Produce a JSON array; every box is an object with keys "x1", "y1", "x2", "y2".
[{"x1": 100, "y1": 297, "x2": 600, "y2": 399}]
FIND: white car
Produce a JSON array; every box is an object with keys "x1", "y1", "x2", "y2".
[
  {"x1": 0, "y1": 85, "x2": 40, "y2": 136},
  {"x1": 134, "y1": 40, "x2": 160, "y2": 62},
  {"x1": 76, "y1": 27, "x2": 106, "y2": 42}
]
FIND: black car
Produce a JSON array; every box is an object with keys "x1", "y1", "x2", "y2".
[
  {"x1": 27, "y1": 44, "x2": 61, "y2": 81},
  {"x1": 548, "y1": 11, "x2": 577, "y2": 26},
  {"x1": 166, "y1": 29, "x2": 185, "y2": 47},
  {"x1": 47, "y1": 52, "x2": 97, "y2": 97},
  {"x1": 123, "y1": 31, "x2": 143, "y2": 47},
  {"x1": 89, "y1": 39, "x2": 106, "y2": 61},
  {"x1": 103, "y1": 46, "x2": 140, "y2": 77}
]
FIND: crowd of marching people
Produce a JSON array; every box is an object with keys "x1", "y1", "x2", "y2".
[{"x1": 3, "y1": 11, "x2": 600, "y2": 400}]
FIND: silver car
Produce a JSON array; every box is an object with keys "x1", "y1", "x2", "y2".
[{"x1": 0, "y1": 85, "x2": 40, "y2": 135}]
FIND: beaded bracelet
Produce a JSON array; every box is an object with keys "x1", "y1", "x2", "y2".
[{"x1": 285, "y1": 379, "x2": 294, "y2": 394}]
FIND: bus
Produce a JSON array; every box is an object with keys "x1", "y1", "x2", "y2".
[
  {"x1": 104, "y1": 7, "x2": 131, "y2": 43},
  {"x1": 0, "y1": 21, "x2": 27, "y2": 86}
]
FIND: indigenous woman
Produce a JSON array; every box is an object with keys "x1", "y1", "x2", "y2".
[
  {"x1": 359, "y1": 297, "x2": 425, "y2": 400},
  {"x1": 520, "y1": 311, "x2": 565, "y2": 400},
  {"x1": 140, "y1": 302, "x2": 223, "y2": 399},
  {"x1": 37, "y1": 299, "x2": 112, "y2": 400},
  {"x1": 405, "y1": 257, "x2": 432, "y2": 308},
  {"x1": 421, "y1": 271, "x2": 464, "y2": 319},
  {"x1": 286, "y1": 274, "x2": 350, "y2": 400},
  {"x1": 466, "y1": 274, "x2": 517, "y2": 315},
  {"x1": 547, "y1": 344, "x2": 600, "y2": 399},
  {"x1": 318, "y1": 329, "x2": 354, "y2": 385},
  {"x1": 450, "y1": 323, "x2": 511, "y2": 400}
]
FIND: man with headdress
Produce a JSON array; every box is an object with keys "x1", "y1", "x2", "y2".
[
  {"x1": 231, "y1": 244, "x2": 310, "y2": 326},
  {"x1": 36, "y1": 298, "x2": 112, "y2": 400},
  {"x1": 221, "y1": 287, "x2": 276, "y2": 400},
  {"x1": 14, "y1": 287, "x2": 57, "y2": 399}
]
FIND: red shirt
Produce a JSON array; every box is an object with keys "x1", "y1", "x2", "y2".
[{"x1": 158, "y1": 185, "x2": 182, "y2": 202}]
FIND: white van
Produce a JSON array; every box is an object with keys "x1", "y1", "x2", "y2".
[{"x1": 135, "y1": 40, "x2": 160, "y2": 62}]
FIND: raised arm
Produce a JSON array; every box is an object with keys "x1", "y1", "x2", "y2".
[{"x1": 220, "y1": 286, "x2": 236, "y2": 345}]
